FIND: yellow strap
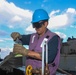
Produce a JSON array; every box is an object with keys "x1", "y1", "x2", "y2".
[{"x1": 26, "y1": 65, "x2": 33, "y2": 75}]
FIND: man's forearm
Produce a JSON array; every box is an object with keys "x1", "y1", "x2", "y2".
[{"x1": 27, "y1": 50, "x2": 42, "y2": 60}]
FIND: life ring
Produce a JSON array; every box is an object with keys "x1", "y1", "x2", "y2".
[{"x1": 26, "y1": 65, "x2": 33, "y2": 75}]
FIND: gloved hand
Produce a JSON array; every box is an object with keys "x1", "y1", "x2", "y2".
[
  {"x1": 11, "y1": 32, "x2": 22, "y2": 41},
  {"x1": 13, "y1": 44, "x2": 28, "y2": 56}
]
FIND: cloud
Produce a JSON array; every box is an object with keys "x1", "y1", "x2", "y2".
[
  {"x1": 0, "y1": 47, "x2": 13, "y2": 59},
  {"x1": 3, "y1": 38, "x2": 12, "y2": 41},
  {"x1": 0, "y1": 47, "x2": 12, "y2": 52},
  {"x1": 10, "y1": 15, "x2": 22, "y2": 23},
  {"x1": 70, "y1": 25, "x2": 76, "y2": 28},
  {"x1": 1, "y1": 0, "x2": 76, "y2": 32},
  {"x1": 0, "y1": 37, "x2": 12, "y2": 43},
  {"x1": 26, "y1": 24, "x2": 35, "y2": 32},
  {"x1": 0, "y1": 0, "x2": 32, "y2": 28},
  {"x1": 0, "y1": 39, "x2": 4, "y2": 42},
  {"x1": 48, "y1": 14, "x2": 68, "y2": 29},
  {"x1": 0, "y1": 30, "x2": 8, "y2": 36},
  {"x1": 50, "y1": 10, "x2": 60, "y2": 17},
  {"x1": 48, "y1": 8, "x2": 76, "y2": 29},
  {"x1": 55, "y1": 32, "x2": 67, "y2": 39},
  {"x1": 66, "y1": 8, "x2": 75, "y2": 13}
]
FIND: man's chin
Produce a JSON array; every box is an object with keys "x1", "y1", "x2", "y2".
[{"x1": 37, "y1": 32, "x2": 40, "y2": 35}]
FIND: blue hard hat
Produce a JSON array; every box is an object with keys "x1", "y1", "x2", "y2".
[{"x1": 31, "y1": 9, "x2": 49, "y2": 23}]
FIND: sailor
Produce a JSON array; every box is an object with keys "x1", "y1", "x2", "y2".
[{"x1": 11, "y1": 9, "x2": 61, "y2": 75}]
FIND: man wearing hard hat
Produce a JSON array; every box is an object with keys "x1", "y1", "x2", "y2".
[{"x1": 11, "y1": 9, "x2": 61, "y2": 75}]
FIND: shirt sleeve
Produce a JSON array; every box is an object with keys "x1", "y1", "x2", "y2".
[
  {"x1": 44, "y1": 35, "x2": 59, "y2": 64},
  {"x1": 21, "y1": 34, "x2": 31, "y2": 45}
]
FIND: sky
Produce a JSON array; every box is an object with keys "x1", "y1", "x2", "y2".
[{"x1": 0, "y1": 0, "x2": 76, "y2": 59}]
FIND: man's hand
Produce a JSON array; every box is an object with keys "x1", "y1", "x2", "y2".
[
  {"x1": 11, "y1": 32, "x2": 22, "y2": 41},
  {"x1": 13, "y1": 44, "x2": 28, "y2": 56}
]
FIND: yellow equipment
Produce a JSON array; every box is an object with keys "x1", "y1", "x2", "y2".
[{"x1": 26, "y1": 65, "x2": 33, "y2": 75}]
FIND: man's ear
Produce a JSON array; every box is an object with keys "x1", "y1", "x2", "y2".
[{"x1": 44, "y1": 21, "x2": 48, "y2": 27}]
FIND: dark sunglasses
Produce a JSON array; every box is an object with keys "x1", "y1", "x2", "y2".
[{"x1": 32, "y1": 21, "x2": 44, "y2": 29}]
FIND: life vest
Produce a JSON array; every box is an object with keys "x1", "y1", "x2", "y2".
[{"x1": 26, "y1": 29, "x2": 61, "y2": 75}]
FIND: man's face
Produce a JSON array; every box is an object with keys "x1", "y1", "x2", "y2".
[
  {"x1": 35, "y1": 24, "x2": 46, "y2": 35},
  {"x1": 32, "y1": 21, "x2": 47, "y2": 36}
]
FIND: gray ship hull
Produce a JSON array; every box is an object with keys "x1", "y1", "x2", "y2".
[{"x1": 59, "y1": 54, "x2": 76, "y2": 72}]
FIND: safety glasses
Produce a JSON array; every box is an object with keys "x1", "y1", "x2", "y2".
[{"x1": 32, "y1": 21, "x2": 44, "y2": 29}]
